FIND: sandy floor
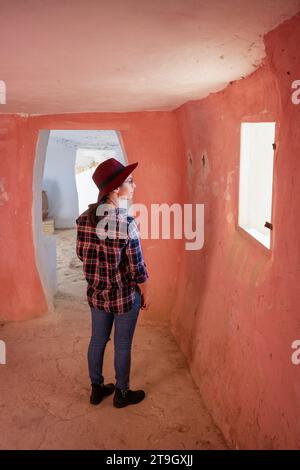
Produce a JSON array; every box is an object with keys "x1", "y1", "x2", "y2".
[{"x1": 0, "y1": 229, "x2": 227, "y2": 450}]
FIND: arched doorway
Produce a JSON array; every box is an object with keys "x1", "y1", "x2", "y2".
[{"x1": 32, "y1": 129, "x2": 127, "y2": 311}]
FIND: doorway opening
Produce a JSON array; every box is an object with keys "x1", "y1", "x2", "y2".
[{"x1": 33, "y1": 129, "x2": 127, "y2": 310}]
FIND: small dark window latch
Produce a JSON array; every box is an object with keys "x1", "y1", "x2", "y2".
[
  {"x1": 264, "y1": 221, "x2": 273, "y2": 230},
  {"x1": 272, "y1": 143, "x2": 276, "y2": 150}
]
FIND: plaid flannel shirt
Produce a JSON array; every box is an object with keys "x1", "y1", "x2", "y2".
[{"x1": 76, "y1": 206, "x2": 149, "y2": 314}]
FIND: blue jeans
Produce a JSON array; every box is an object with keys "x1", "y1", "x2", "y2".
[{"x1": 88, "y1": 287, "x2": 141, "y2": 391}]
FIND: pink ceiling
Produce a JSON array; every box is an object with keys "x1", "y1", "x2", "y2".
[{"x1": 0, "y1": 0, "x2": 300, "y2": 114}]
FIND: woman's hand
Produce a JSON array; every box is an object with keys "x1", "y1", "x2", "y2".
[
  {"x1": 138, "y1": 282, "x2": 150, "y2": 310},
  {"x1": 141, "y1": 293, "x2": 150, "y2": 310}
]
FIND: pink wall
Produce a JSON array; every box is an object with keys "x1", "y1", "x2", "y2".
[
  {"x1": 0, "y1": 115, "x2": 48, "y2": 321},
  {"x1": 0, "y1": 112, "x2": 184, "y2": 322},
  {"x1": 172, "y1": 13, "x2": 300, "y2": 449}
]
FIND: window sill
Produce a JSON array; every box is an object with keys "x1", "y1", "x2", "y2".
[{"x1": 236, "y1": 224, "x2": 273, "y2": 257}]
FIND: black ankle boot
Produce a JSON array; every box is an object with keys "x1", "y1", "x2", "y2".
[
  {"x1": 90, "y1": 383, "x2": 115, "y2": 405},
  {"x1": 113, "y1": 387, "x2": 145, "y2": 408}
]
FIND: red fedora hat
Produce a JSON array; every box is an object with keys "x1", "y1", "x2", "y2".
[{"x1": 92, "y1": 158, "x2": 138, "y2": 200}]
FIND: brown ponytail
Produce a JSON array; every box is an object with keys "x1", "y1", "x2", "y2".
[{"x1": 87, "y1": 193, "x2": 109, "y2": 226}]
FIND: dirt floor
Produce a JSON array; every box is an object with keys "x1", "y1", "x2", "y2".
[{"x1": 0, "y1": 229, "x2": 227, "y2": 450}]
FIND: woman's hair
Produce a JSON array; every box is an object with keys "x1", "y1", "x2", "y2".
[{"x1": 87, "y1": 193, "x2": 110, "y2": 226}]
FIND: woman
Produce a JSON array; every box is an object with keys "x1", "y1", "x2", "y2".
[{"x1": 76, "y1": 158, "x2": 150, "y2": 408}]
